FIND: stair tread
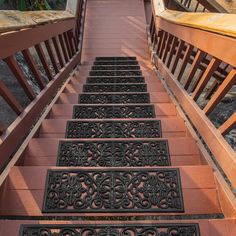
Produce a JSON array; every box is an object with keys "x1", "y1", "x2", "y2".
[
  {"x1": 6, "y1": 166, "x2": 216, "y2": 190},
  {"x1": 39, "y1": 118, "x2": 186, "y2": 139},
  {"x1": 25, "y1": 137, "x2": 200, "y2": 157},
  {"x1": 65, "y1": 83, "x2": 166, "y2": 93},
  {"x1": 2, "y1": 219, "x2": 236, "y2": 236},
  {"x1": 50, "y1": 103, "x2": 177, "y2": 118},
  {"x1": 57, "y1": 92, "x2": 171, "y2": 104},
  {"x1": 0, "y1": 166, "x2": 221, "y2": 216}
]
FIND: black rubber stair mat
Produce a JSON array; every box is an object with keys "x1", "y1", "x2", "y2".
[
  {"x1": 20, "y1": 223, "x2": 200, "y2": 236},
  {"x1": 78, "y1": 93, "x2": 150, "y2": 104},
  {"x1": 65, "y1": 120, "x2": 162, "y2": 138},
  {"x1": 83, "y1": 83, "x2": 147, "y2": 93},
  {"x1": 42, "y1": 168, "x2": 184, "y2": 213},
  {"x1": 73, "y1": 104, "x2": 155, "y2": 119},
  {"x1": 95, "y1": 56, "x2": 137, "y2": 61},
  {"x1": 86, "y1": 76, "x2": 145, "y2": 84},
  {"x1": 89, "y1": 70, "x2": 142, "y2": 76},
  {"x1": 91, "y1": 65, "x2": 140, "y2": 70},
  {"x1": 57, "y1": 140, "x2": 170, "y2": 167},
  {"x1": 94, "y1": 60, "x2": 139, "y2": 65}
]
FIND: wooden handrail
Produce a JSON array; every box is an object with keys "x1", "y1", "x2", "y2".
[
  {"x1": 0, "y1": 0, "x2": 87, "y2": 171},
  {"x1": 149, "y1": 0, "x2": 236, "y2": 190},
  {"x1": 165, "y1": 0, "x2": 227, "y2": 13}
]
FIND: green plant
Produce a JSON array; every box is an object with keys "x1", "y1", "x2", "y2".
[{"x1": 0, "y1": 0, "x2": 51, "y2": 10}]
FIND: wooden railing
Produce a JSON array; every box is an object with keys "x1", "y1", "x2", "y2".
[
  {"x1": 149, "y1": 0, "x2": 236, "y2": 189},
  {"x1": 0, "y1": 0, "x2": 87, "y2": 171},
  {"x1": 164, "y1": 0, "x2": 227, "y2": 12}
]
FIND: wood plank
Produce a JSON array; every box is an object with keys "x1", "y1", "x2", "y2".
[
  {"x1": 24, "y1": 137, "x2": 200, "y2": 158},
  {"x1": 6, "y1": 166, "x2": 215, "y2": 190},
  {"x1": 50, "y1": 103, "x2": 177, "y2": 118},
  {"x1": 2, "y1": 219, "x2": 236, "y2": 236},
  {"x1": 0, "y1": 189, "x2": 221, "y2": 216},
  {"x1": 23, "y1": 153, "x2": 202, "y2": 166},
  {"x1": 38, "y1": 118, "x2": 186, "y2": 138}
]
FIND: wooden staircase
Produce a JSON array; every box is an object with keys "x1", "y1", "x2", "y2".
[{"x1": 0, "y1": 0, "x2": 235, "y2": 235}]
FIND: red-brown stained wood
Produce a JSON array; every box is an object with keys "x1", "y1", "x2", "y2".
[
  {"x1": 0, "y1": 80, "x2": 23, "y2": 115},
  {"x1": 24, "y1": 137, "x2": 200, "y2": 158},
  {"x1": 0, "y1": 189, "x2": 221, "y2": 216},
  {"x1": 22, "y1": 49, "x2": 46, "y2": 90},
  {"x1": 35, "y1": 43, "x2": 54, "y2": 81},
  {"x1": 50, "y1": 103, "x2": 177, "y2": 118},
  {"x1": 0, "y1": 0, "x2": 234, "y2": 229},
  {"x1": 38, "y1": 117, "x2": 186, "y2": 138},
  {"x1": 4, "y1": 56, "x2": 36, "y2": 100},
  {"x1": 45, "y1": 40, "x2": 59, "y2": 73}
]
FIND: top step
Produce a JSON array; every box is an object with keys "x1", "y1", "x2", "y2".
[
  {"x1": 95, "y1": 57, "x2": 137, "y2": 61},
  {"x1": 91, "y1": 65, "x2": 140, "y2": 71},
  {"x1": 94, "y1": 61, "x2": 139, "y2": 65}
]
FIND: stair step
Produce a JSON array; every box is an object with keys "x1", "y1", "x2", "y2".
[
  {"x1": 73, "y1": 104, "x2": 156, "y2": 119},
  {"x1": 87, "y1": 76, "x2": 145, "y2": 83},
  {"x1": 19, "y1": 222, "x2": 201, "y2": 236},
  {"x1": 42, "y1": 168, "x2": 184, "y2": 213},
  {"x1": 65, "y1": 83, "x2": 165, "y2": 93},
  {"x1": 39, "y1": 118, "x2": 186, "y2": 138},
  {"x1": 65, "y1": 120, "x2": 162, "y2": 139},
  {"x1": 58, "y1": 93, "x2": 171, "y2": 105},
  {"x1": 91, "y1": 65, "x2": 140, "y2": 70},
  {"x1": 3, "y1": 219, "x2": 236, "y2": 236},
  {"x1": 79, "y1": 93, "x2": 150, "y2": 104},
  {"x1": 89, "y1": 70, "x2": 142, "y2": 76},
  {"x1": 24, "y1": 139, "x2": 201, "y2": 166},
  {"x1": 94, "y1": 60, "x2": 139, "y2": 65},
  {"x1": 95, "y1": 56, "x2": 137, "y2": 61},
  {"x1": 56, "y1": 139, "x2": 171, "y2": 167},
  {"x1": 25, "y1": 138, "x2": 199, "y2": 165},
  {"x1": 83, "y1": 83, "x2": 147, "y2": 92},
  {"x1": 1, "y1": 166, "x2": 221, "y2": 216}
]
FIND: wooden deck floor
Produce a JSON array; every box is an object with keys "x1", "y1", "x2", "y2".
[{"x1": 82, "y1": 0, "x2": 150, "y2": 63}]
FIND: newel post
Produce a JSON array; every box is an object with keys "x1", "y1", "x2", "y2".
[{"x1": 66, "y1": 0, "x2": 80, "y2": 16}]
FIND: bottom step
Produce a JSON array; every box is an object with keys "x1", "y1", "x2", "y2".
[{"x1": 0, "y1": 220, "x2": 235, "y2": 236}]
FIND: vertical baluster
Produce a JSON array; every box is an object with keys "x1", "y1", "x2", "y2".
[
  {"x1": 194, "y1": 2, "x2": 200, "y2": 11},
  {"x1": 150, "y1": 16, "x2": 155, "y2": 44},
  {"x1": 22, "y1": 49, "x2": 46, "y2": 90},
  {"x1": 156, "y1": 30, "x2": 164, "y2": 56},
  {"x1": 58, "y1": 34, "x2": 69, "y2": 63},
  {"x1": 162, "y1": 35, "x2": 173, "y2": 64},
  {"x1": 166, "y1": 37, "x2": 179, "y2": 68},
  {"x1": 159, "y1": 32, "x2": 168, "y2": 59},
  {"x1": 192, "y1": 58, "x2": 221, "y2": 101},
  {"x1": 52, "y1": 37, "x2": 64, "y2": 68},
  {"x1": 183, "y1": 0, "x2": 188, "y2": 7},
  {"x1": 63, "y1": 32, "x2": 72, "y2": 58},
  {"x1": 0, "y1": 80, "x2": 23, "y2": 115},
  {"x1": 204, "y1": 69, "x2": 236, "y2": 115},
  {"x1": 67, "y1": 30, "x2": 76, "y2": 54},
  {"x1": 219, "y1": 113, "x2": 236, "y2": 135},
  {"x1": 184, "y1": 50, "x2": 205, "y2": 90},
  {"x1": 171, "y1": 40, "x2": 185, "y2": 74},
  {"x1": 187, "y1": 0, "x2": 192, "y2": 8},
  {"x1": 0, "y1": 122, "x2": 6, "y2": 135},
  {"x1": 74, "y1": 22, "x2": 80, "y2": 48},
  {"x1": 35, "y1": 44, "x2": 54, "y2": 81},
  {"x1": 177, "y1": 44, "x2": 194, "y2": 81},
  {"x1": 204, "y1": 79, "x2": 220, "y2": 100},
  {"x1": 4, "y1": 56, "x2": 36, "y2": 100},
  {"x1": 45, "y1": 40, "x2": 59, "y2": 74}
]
